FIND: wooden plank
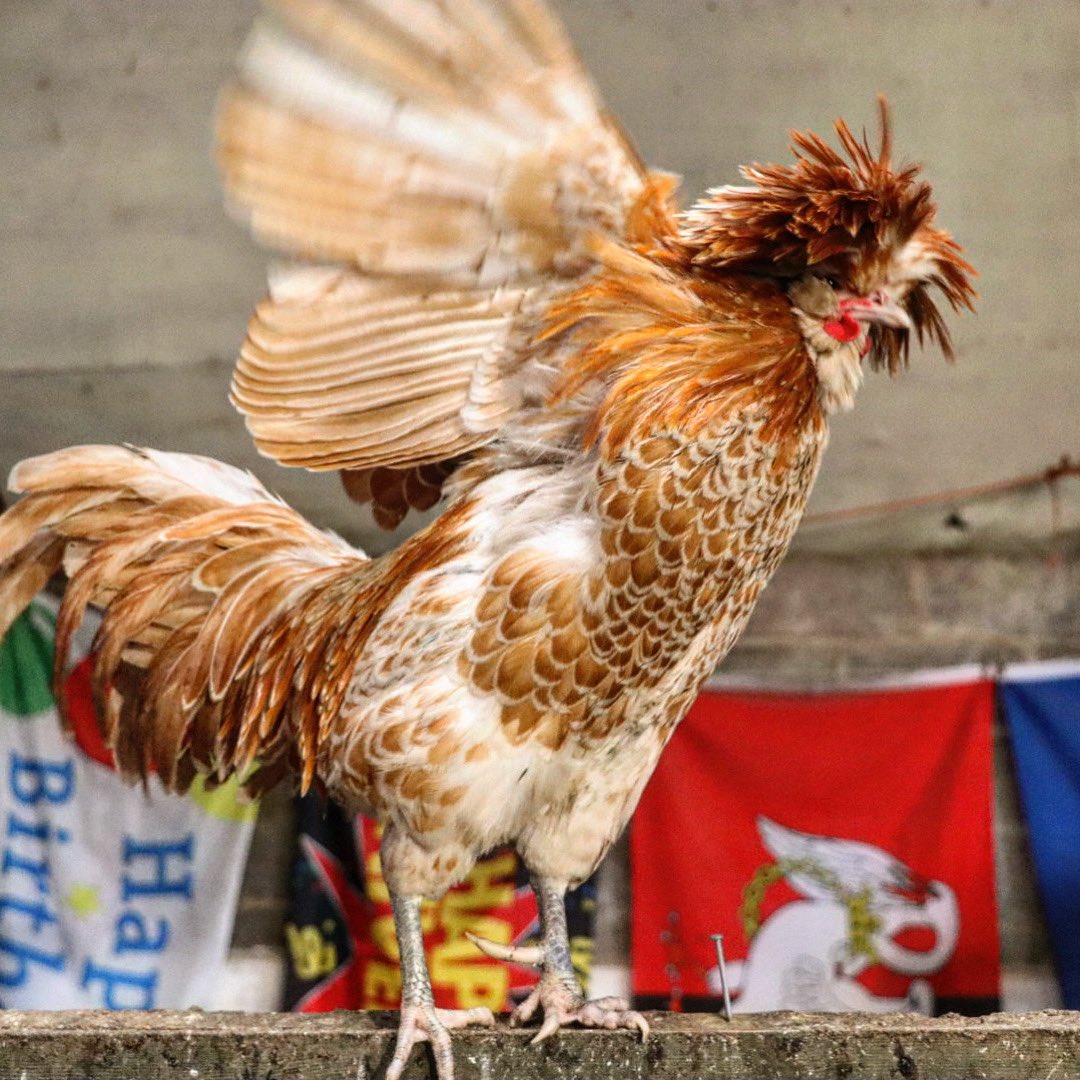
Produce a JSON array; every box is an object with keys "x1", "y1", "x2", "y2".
[{"x1": 1, "y1": 1009, "x2": 1080, "y2": 1079}]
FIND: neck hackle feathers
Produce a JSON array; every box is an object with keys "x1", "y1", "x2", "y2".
[{"x1": 679, "y1": 97, "x2": 976, "y2": 373}]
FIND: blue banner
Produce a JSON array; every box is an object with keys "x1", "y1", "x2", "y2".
[{"x1": 1001, "y1": 663, "x2": 1080, "y2": 1008}]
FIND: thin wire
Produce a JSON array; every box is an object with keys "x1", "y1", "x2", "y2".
[{"x1": 802, "y1": 456, "x2": 1077, "y2": 528}]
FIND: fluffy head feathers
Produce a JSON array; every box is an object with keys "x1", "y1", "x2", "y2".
[{"x1": 679, "y1": 97, "x2": 976, "y2": 371}]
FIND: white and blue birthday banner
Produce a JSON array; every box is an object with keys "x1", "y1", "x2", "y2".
[{"x1": 0, "y1": 598, "x2": 258, "y2": 1009}]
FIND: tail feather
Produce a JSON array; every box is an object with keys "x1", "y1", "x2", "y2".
[
  {"x1": 135, "y1": 620, "x2": 204, "y2": 786},
  {"x1": 0, "y1": 533, "x2": 65, "y2": 641},
  {"x1": 11, "y1": 445, "x2": 279, "y2": 508},
  {"x1": 0, "y1": 491, "x2": 113, "y2": 576},
  {"x1": 0, "y1": 445, "x2": 373, "y2": 796}
]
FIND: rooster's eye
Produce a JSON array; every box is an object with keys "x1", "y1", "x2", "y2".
[{"x1": 821, "y1": 275, "x2": 842, "y2": 290}]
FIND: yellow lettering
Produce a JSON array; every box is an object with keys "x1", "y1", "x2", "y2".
[
  {"x1": 365, "y1": 849, "x2": 390, "y2": 904},
  {"x1": 371, "y1": 912, "x2": 398, "y2": 962},
  {"x1": 363, "y1": 959, "x2": 401, "y2": 1007},
  {"x1": 352, "y1": 834, "x2": 537, "y2": 1015},
  {"x1": 442, "y1": 851, "x2": 516, "y2": 911},
  {"x1": 429, "y1": 936, "x2": 510, "y2": 1010},
  {"x1": 570, "y1": 934, "x2": 593, "y2": 983},
  {"x1": 441, "y1": 911, "x2": 511, "y2": 945},
  {"x1": 421, "y1": 899, "x2": 442, "y2": 934},
  {"x1": 284, "y1": 923, "x2": 338, "y2": 981}
]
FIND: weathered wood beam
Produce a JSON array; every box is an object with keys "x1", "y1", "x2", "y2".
[{"x1": 2, "y1": 1010, "x2": 1080, "y2": 1080}]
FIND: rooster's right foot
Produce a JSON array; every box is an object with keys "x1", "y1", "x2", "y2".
[{"x1": 385, "y1": 1003, "x2": 494, "y2": 1080}]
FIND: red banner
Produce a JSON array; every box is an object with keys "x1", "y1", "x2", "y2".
[{"x1": 631, "y1": 680, "x2": 999, "y2": 1014}]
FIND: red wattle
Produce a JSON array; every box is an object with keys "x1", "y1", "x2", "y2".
[{"x1": 823, "y1": 312, "x2": 862, "y2": 342}]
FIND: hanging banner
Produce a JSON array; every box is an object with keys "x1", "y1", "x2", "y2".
[
  {"x1": 631, "y1": 679, "x2": 999, "y2": 1015},
  {"x1": 285, "y1": 797, "x2": 596, "y2": 1011},
  {"x1": 0, "y1": 598, "x2": 258, "y2": 1009},
  {"x1": 1001, "y1": 660, "x2": 1080, "y2": 1008}
]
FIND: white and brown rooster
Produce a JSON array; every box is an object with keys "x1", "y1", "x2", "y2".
[{"x1": 0, "y1": 1, "x2": 974, "y2": 1076}]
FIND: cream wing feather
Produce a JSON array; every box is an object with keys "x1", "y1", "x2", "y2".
[{"x1": 216, "y1": 0, "x2": 648, "y2": 483}]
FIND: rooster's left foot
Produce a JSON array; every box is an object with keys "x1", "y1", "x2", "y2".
[{"x1": 510, "y1": 976, "x2": 650, "y2": 1044}]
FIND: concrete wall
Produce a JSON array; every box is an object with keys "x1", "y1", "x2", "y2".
[{"x1": 2, "y1": 0, "x2": 1077, "y2": 546}]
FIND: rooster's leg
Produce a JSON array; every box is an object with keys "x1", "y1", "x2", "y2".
[
  {"x1": 511, "y1": 876, "x2": 650, "y2": 1044},
  {"x1": 386, "y1": 891, "x2": 495, "y2": 1080}
]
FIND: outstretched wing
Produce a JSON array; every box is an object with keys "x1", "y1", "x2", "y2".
[{"x1": 217, "y1": 0, "x2": 652, "y2": 514}]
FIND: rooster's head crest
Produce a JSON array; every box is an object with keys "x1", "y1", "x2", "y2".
[{"x1": 679, "y1": 97, "x2": 977, "y2": 372}]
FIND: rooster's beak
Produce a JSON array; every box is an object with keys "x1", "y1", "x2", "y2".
[{"x1": 848, "y1": 291, "x2": 912, "y2": 330}]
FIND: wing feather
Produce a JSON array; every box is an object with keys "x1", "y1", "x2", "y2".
[
  {"x1": 230, "y1": 274, "x2": 536, "y2": 468},
  {"x1": 217, "y1": 0, "x2": 657, "y2": 507}
]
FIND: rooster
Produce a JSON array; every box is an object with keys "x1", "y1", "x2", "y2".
[{"x1": 0, "y1": 1, "x2": 974, "y2": 1077}]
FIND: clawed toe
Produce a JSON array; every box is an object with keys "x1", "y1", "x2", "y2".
[
  {"x1": 566, "y1": 999, "x2": 649, "y2": 1041},
  {"x1": 509, "y1": 986, "x2": 542, "y2": 1028},
  {"x1": 519, "y1": 985, "x2": 650, "y2": 1046},
  {"x1": 577, "y1": 995, "x2": 630, "y2": 1017},
  {"x1": 386, "y1": 1003, "x2": 495, "y2": 1080},
  {"x1": 436, "y1": 1006, "x2": 496, "y2": 1030}
]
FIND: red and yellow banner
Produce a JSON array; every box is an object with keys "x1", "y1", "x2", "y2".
[{"x1": 286, "y1": 806, "x2": 595, "y2": 1012}]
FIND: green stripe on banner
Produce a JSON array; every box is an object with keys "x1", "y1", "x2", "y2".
[
  {"x1": 189, "y1": 774, "x2": 260, "y2": 824},
  {"x1": 0, "y1": 605, "x2": 58, "y2": 717}
]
